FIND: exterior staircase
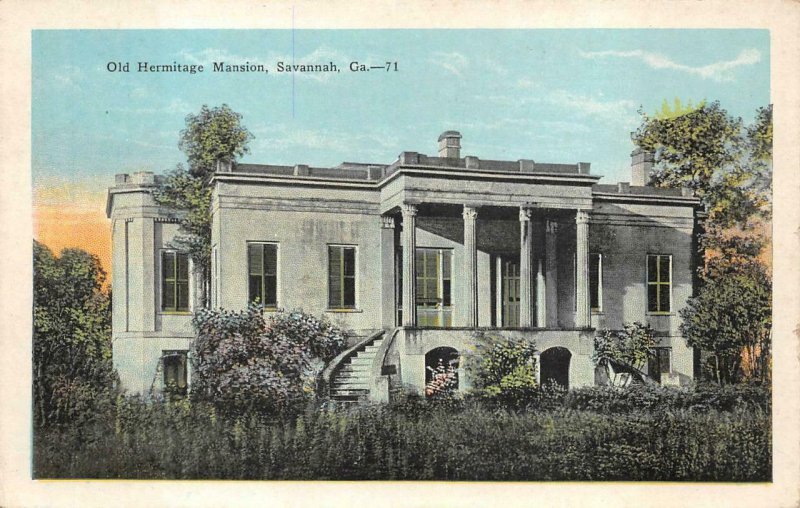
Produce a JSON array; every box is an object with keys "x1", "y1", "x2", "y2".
[{"x1": 329, "y1": 331, "x2": 386, "y2": 401}]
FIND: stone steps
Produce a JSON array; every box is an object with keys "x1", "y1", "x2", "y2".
[{"x1": 330, "y1": 332, "x2": 385, "y2": 401}]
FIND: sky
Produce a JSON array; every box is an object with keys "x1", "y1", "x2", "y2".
[{"x1": 31, "y1": 29, "x2": 770, "y2": 275}]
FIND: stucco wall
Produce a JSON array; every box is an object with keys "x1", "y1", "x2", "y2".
[
  {"x1": 589, "y1": 200, "x2": 696, "y2": 382},
  {"x1": 392, "y1": 328, "x2": 595, "y2": 395},
  {"x1": 109, "y1": 186, "x2": 195, "y2": 394}
]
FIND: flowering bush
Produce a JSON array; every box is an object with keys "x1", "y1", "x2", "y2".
[
  {"x1": 425, "y1": 359, "x2": 458, "y2": 399},
  {"x1": 190, "y1": 305, "x2": 347, "y2": 415}
]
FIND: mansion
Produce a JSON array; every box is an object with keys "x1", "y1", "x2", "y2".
[{"x1": 107, "y1": 131, "x2": 703, "y2": 400}]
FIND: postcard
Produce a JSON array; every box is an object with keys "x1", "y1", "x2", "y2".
[{"x1": 2, "y1": 1, "x2": 799, "y2": 507}]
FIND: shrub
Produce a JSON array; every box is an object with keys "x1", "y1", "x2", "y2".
[
  {"x1": 593, "y1": 322, "x2": 656, "y2": 386},
  {"x1": 190, "y1": 305, "x2": 347, "y2": 415},
  {"x1": 468, "y1": 336, "x2": 538, "y2": 406}
]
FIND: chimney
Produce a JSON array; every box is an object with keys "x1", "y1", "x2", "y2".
[
  {"x1": 631, "y1": 148, "x2": 655, "y2": 186},
  {"x1": 438, "y1": 131, "x2": 462, "y2": 159},
  {"x1": 216, "y1": 158, "x2": 233, "y2": 173}
]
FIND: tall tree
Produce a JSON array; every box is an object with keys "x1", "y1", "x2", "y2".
[
  {"x1": 33, "y1": 241, "x2": 115, "y2": 427},
  {"x1": 153, "y1": 105, "x2": 254, "y2": 307},
  {"x1": 633, "y1": 102, "x2": 773, "y2": 383},
  {"x1": 632, "y1": 100, "x2": 769, "y2": 229}
]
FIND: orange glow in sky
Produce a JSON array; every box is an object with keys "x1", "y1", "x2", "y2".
[{"x1": 33, "y1": 180, "x2": 111, "y2": 280}]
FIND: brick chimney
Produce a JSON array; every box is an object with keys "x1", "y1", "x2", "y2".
[
  {"x1": 630, "y1": 148, "x2": 655, "y2": 186},
  {"x1": 438, "y1": 131, "x2": 462, "y2": 159}
]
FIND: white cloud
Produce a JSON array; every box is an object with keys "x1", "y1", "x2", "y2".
[
  {"x1": 52, "y1": 65, "x2": 82, "y2": 87},
  {"x1": 249, "y1": 124, "x2": 400, "y2": 162},
  {"x1": 429, "y1": 51, "x2": 469, "y2": 77},
  {"x1": 579, "y1": 48, "x2": 761, "y2": 82}
]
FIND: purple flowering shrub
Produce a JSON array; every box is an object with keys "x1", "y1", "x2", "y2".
[{"x1": 190, "y1": 305, "x2": 347, "y2": 414}]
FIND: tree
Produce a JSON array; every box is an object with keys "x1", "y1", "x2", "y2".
[
  {"x1": 190, "y1": 305, "x2": 347, "y2": 415},
  {"x1": 632, "y1": 100, "x2": 770, "y2": 228},
  {"x1": 592, "y1": 322, "x2": 657, "y2": 387},
  {"x1": 633, "y1": 102, "x2": 773, "y2": 384},
  {"x1": 33, "y1": 241, "x2": 116, "y2": 427},
  {"x1": 153, "y1": 104, "x2": 254, "y2": 307},
  {"x1": 680, "y1": 264, "x2": 771, "y2": 384}
]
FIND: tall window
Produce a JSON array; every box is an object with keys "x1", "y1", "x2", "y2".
[
  {"x1": 248, "y1": 243, "x2": 278, "y2": 307},
  {"x1": 163, "y1": 350, "x2": 188, "y2": 395},
  {"x1": 415, "y1": 248, "x2": 452, "y2": 327},
  {"x1": 161, "y1": 251, "x2": 189, "y2": 312},
  {"x1": 589, "y1": 253, "x2": 602, "y2": 312},
  {"x1": 647, "y1": 254, "x2": 672, "y2": 313},
  {"x1": 328, "y1": 246, "x2": 357, "y2": 309}
]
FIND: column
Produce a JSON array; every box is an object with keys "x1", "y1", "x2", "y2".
[
  {"x1": 401, "y1": 203, "x2": 417, "y2": 327},
  {"x1": 380, "y1": 215, "x2": 397, "y2": 328},
  {"x1": 462, "y1": 205, "x2": 479, "y2": 327},
  {"x1": 545, "y1": 218, "x2": 559, "y2": 328},
  {"x1": 519, "y1": 207, "x2": 534, "y2": 327},
  {"x1": 536, "y1": 258, "x2": 546, "y2": 327},
  {"x1": 575, "y1": 209, "x2": 591, "y2": 328}
]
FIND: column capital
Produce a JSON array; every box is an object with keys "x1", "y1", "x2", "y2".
[
  {"x1": 576, "y1": 209, "x2": 590, "y2": 225},
  {"x1": 381, "y1": 215, "x2": 396, "y2": 229},
  {"x1": 462, "y1": 205, "x2": 478, "y2": 221},
  {"x1": 519, "y1": 207, "x2": 533, "y2": 222},
  {"x1": 401, "y1": 203, "x2": 418, "y2": 217}
]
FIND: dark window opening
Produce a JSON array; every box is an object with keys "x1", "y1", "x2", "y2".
[
  {"x1": 161, "y1": 251, "x2": 189, "y2": 312},
  {"x1": 329, "y1": 246, "x2": 357, "y2": 309},
  {"x1": 248, "y1": 243, "x2": 278, "y2": 307}
]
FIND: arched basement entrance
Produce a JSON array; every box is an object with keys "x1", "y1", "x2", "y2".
[
  {"x1": 424, "y1": 346, "x2": 460, "y2": 397},
  {"x1": 540, "y1": 347, "x2": 571, "y2": 389}
]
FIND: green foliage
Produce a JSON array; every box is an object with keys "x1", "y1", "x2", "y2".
[
  {"x1": 632, "y1": 100, "x2": 770, "y2": 228},
  {"x1": 469, "y1": 336, "x2": 538, "y2": 405},
  {"x1": 680, "y1": 264, "x2": 771, "y2": 384},
  {"x1": 151, "y1": 165, "x2": 212, "y2": 275},
  {"x1": 654, "y1": 97, "x2": 706, "y2": 120},
  {"x1": 152, "y1": 104, "x2": 253, "y2": 307},
  {"x1": 179, "y1": 104, "x2": 255, "y2": 180},
  {"x1": 190, "y1": 305, "x2": 347, "y2": 415},
  {"x1": 33, "y1": 241, "x2": 117, "y2": 427},
  {"x1": 593, "y1": 322, "x2": 657, "y2": 383},
  {"x1": 35, "y1": 386, "x2": 771, "y2": 481}
]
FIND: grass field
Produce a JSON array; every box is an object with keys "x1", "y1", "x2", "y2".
[{"x1": 34, "y1": 385, "x2": 771, "y2": 481}]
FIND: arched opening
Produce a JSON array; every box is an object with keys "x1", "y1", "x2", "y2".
[
  {"x1": 540, "y1": 346, "x2": 571, "y2": 390},
  {"x1": 424, "y1": 346, "x2": 459, "y2": 397}
]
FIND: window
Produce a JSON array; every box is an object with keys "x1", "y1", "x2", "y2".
[
  {"x1": 163, "y1": 350, "x2": 188, "y2": 395},
  {"x1": 647, "y1": 254, "x2": 672, "y2": 313},
  {"x1": 589, "y1": 253, "x2": 602, "y2": 312},
  {"x1": 248, "y1": 243, "x2": 278, "y2": 307},
  {"x1": 415, "y1": 248, "x2": 452, "y2": 327},
  {"x1": 328, "y1": 246, "x2": 357, "y2": 309},
  {"x1": 161, "y1": 251, "x2": 190, "y2": 312}
]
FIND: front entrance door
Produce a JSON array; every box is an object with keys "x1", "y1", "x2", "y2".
[{"x1": 501, "y1": 258, "x2": 520, "y2": 327}]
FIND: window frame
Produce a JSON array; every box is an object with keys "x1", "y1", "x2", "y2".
[
  {"x1": 162, "y1": 350, "x2": 188, "y2": 395},
  {"x1": 247, "y1": 241, "x2": 280, "y2": 309},
  {"x1": 414, "y1": 247, "x2": 453, "y2": 328},
  {"x1": 327, "y1": 244, "x2": 359, "y2": 311},
  {"x1": 646, "y1": 254, "x2": 673, "y2": 314},
  {"x1": 160, "y1": 250, "x2": 191, "y2": 314}
]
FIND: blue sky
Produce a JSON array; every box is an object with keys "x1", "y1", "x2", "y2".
[{"x1": 32, "y1": 29, "x2": 770, "y2": 189}]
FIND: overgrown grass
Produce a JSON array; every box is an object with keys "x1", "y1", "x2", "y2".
[{"x1": 34, "y1": 385, "x2": 771, "y2": 481}]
